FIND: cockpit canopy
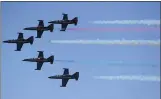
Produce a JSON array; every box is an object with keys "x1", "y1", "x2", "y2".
[
  {"x1": 29, "y1": 57, "x2": 43, "y2": 59},
  {"x1": 55, "y1": 75, "x2": 62, "y2": 77},
  {"x1": 8, "y1": 39, "x2": 16, "y2": 41}
]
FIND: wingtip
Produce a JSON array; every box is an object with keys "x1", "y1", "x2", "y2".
[
  {"x1": 15, "y1": 50, "x2": 21, "y2": 51},
  {"x1": 35, "y1": 37, "x2": 41, "y2": 38},
  {"x1": 37, "y1": 51, "x2": 43, "y2": 52},
  {"x1": 62, "y1": 13, "x2": 67, "y2": 15},
  {"x1": 18, "y1": 32, "x2": 23, "y2": 34},
  {"x1": 60, "y1": 30, "x2": 66, "y2": 31},
  {"x1": 63, "y1": 68, "x2": 68, "y2": 70},
  {"x1": 60, "y1": 86, "x2": 66, "y2": 87},
  {"x1": 38, "y1": 20, "x2": 43, "y2": 21},
  {"x1": 35, "y1": 69, "x2": 41, "y2": 70}
]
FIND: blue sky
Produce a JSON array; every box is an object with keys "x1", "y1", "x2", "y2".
[{"x1": 1, "y1": 2, "x2": 160, "y2": 99}]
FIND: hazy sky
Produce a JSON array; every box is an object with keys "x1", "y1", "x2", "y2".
[{"x1": 1, "y1": 2, "x2": 160, "y2": 99}]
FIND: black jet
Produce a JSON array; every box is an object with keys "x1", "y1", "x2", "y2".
[
  {"x1": 48, "y1": 68, "x2": 79, "y2": 87},
  {"x1": 48, "y1": 13, "x2": 78, "y2": 31},
  {"x1": 22, "y1": 51, "x2": 54, "y2": 70},
  {"x1": 3, "y1": 33, "x2": 34, "y2": 51},
  {"x1": 24, "y1": 20, "x2": 54, "y2": 38}
]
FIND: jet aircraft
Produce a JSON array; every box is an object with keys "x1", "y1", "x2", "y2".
[
  {"x1": 22, "y1": 51, "x2": 54, "y2": 70},
  {"x1": 48, "y1": 68, "x2": 79, "y2": 87},
  {"x1": 3, "y1": 33, "x2": 34, "y2": 51},
  {"x1": 24, "y1": 20, "x2": 54, "y2": 38},
  {"x1": 48, "y1": 13, "x2": 78, "y2": 31}
]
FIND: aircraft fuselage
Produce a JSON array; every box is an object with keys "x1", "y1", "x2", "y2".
[
  {"x1": 3, "y1": 39, "x2": 29, "y2": 43},
  {"x1": 23, "y1": 58, "x2": 50, "y2": 62},
  {"x1": 48, "y1": 75, "x2": 74, "y2": 79},
  {"x1": 37, "y1": 26, "x2": 50, "y2": 31},
  {"x1": 49, "y1": 20, "x2": 74, "y2": 24},
  {"x1": 24, "y1": 26, "x2": 50, "y2": 31}
]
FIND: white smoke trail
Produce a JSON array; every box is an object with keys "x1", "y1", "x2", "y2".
[
  {"x1": 90, "y1": 20, "x2": 160, "y2": 26},
  {"x1": 93, "y1": 75, "x2": 160, "y2": 82},
  {"x1": 50, "y1": 39, "x2": 160, "y2": 46}
]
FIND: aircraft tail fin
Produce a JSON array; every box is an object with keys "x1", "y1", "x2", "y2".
[
  {"x1": 48, "y1": 55, "x2": 54, "y2": 64},
  {"x1": 48, "y1": 24, "x2": 54, "y2": 32},
  {"x1": 27, "y1": 36, "x2": 34, "y2": 45},
  {"x1": 72, "y1": 72, "x2": 79, "y2": 81},
  {"x1": 72, "y1": 17, "x2": 78, "y2": 26}
]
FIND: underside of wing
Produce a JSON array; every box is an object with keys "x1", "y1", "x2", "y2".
[
  {"x1": 36, "y1": 30, "x2": 44, "y2": 38},
  {"x1": 38, "y1": 51, "x2": 44, "y2": 58},
  {"x1": 61, "y1": 23, "x2": 68, "y2": 31},
  {"x1": 62, "y1": 14, "x2": 68, "y2": 20},
  {"x1": 16, "y1": 43, "x2": 23, "y2": 51},
  {"x1": 61, "y1": 78, "x2": 69, "y2": 87},
  {"x1": 63, "y1": 68, "x2": 69, "y2": 75},
  {"x1": 18, "y1": 33, "x2": 24, "y2": 39},
  {"x1": 38, "y1": 20, "x2": 44, "y2": 27},
  {"x1": 36, "y1": 62, "x2": 43, "y2": 70}
]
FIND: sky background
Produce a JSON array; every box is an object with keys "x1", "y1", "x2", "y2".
[{"x1": 1, "y1": 2, "x2": 160, "y2": 99}]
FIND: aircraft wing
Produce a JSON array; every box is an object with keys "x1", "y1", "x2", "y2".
[
  {"x1": 18, "y1": 33, "x2": 24, "y2": 39},
  {"x1": 61, "y1": 78, "x2": 69, "y2": 87},
  {"x1": 63, "y1": 68, "x2": 69, "y2": 75},
  {"x1": 36, "y1": 30, "x2": 44, "y2": 38},
  {"x1": 36, "y1": 62, "x2": 43, "y2": 70},
  {"x1": 62, "y1": 14, "x2": 68, "y2": 20},
  {"x1": 16, "y1": 42, "x2": 23, "y2": 51},
  {"x1": 38, "y1": 20, "x2": 44, "y2": 27},
  {"x1": 38, "y1": 51, "x2": 44, "y2": 58},
  {"x1": 61, "y1": 23, "x2": 68, "y2": 31}
]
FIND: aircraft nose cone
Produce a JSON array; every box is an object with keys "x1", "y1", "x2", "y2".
[
  {"x1": 48, "y1": 76, "x2": 52, "y2": 79},
  {"x1": 23, "y1": 28, "x2": 27, "y2": 30},
  {"x1": 22, "y1": 59, "x2": 27, "y2": 61},
  {"x1": 3, "y1": 40, "x2": 8, "y2": 43}
]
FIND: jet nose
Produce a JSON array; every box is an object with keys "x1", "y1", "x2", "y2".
[
  {"x1": 3, "y1": 40, "x2": 8, "y2": 43},
  {"x1": 22, "y1": 59, "x2": 27, "y2": 61},
  {"x1": 23, "y1": 28, "x2": 28, "y2": 30},
  {"x1": 48, "y1": 76, "x2": 52, "y2": 79}
]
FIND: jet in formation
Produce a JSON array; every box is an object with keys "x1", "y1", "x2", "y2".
[
  {"x1": 3, "y1": 33, "x2": 34, "y2": 51},
  {"x1": 24, "y1": 20, "x2": 54, "y2": 38},
  {"x1": 48, "y1": 68, "x2": 79, "y2": 87},
  {"x1": 48, "y1": 13, "x2": 78, "y2": 31},
  {"x1": 22, "y1": 51, "x2": 54, "y2": 70}
]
